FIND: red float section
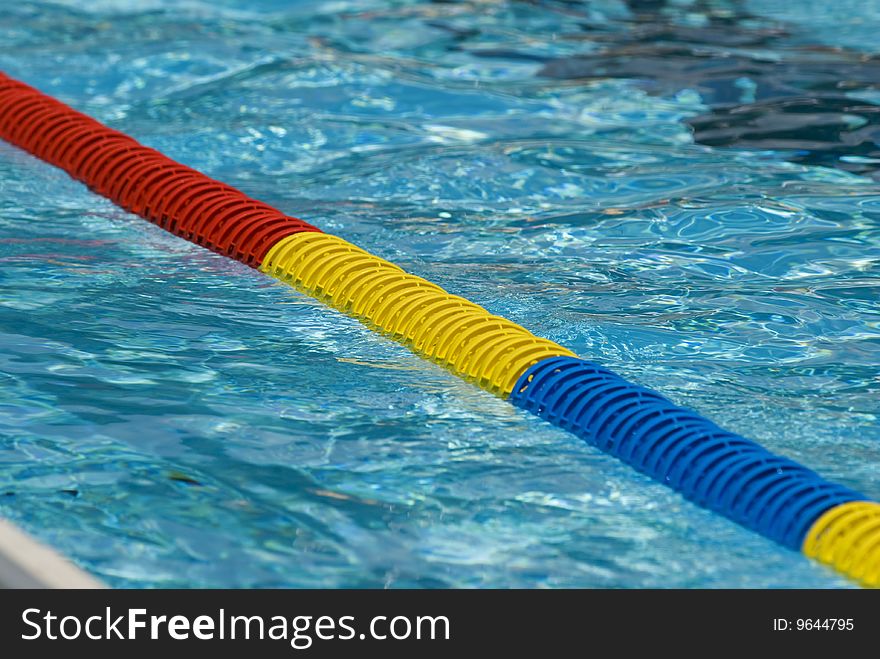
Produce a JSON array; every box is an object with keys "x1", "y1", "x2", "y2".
[{"x1": 0, "y1": 72, "x2": 320, "y2": 267}]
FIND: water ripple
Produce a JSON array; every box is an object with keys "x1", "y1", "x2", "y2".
[{"x1": 0, "y1": 0, "x2": 876, "y2": 588}]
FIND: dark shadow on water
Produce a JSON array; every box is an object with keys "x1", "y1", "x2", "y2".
[{"x1": 530, "y1": 0, "x2": 880, "y2": 177}]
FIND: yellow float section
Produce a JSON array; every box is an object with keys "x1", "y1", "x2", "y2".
[
  {"x1": 803, "y1": 501, "x2": 880, "y2": 588},
  {"x1": 259, "y1": 232, "x2": 575, "y2": 396}
]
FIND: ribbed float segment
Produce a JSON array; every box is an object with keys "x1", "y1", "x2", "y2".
[
  {"x1": 260, "y1": 233, "x2": 575, "y2": 396},
  {"x1": 509, "y1": 357, "x2": 865, "y2": 551},
  {"x1": 0, "y1": 72, "x2": 319, "y2": 266},
  {"x1": 804, "y1": 502, "x2": 880, "y2": 587}
]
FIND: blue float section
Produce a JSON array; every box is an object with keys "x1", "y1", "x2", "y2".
[{"x1": 510, "y1": 356, "x2": 864, "y2": 549}]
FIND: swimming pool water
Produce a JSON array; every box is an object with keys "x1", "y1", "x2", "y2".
[{"x1": 0, "y1": 0, "x2": 878, "y2": 588}]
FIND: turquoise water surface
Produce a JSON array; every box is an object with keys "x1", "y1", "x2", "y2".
[{"x1": 0, "y1": 0, "x2": 878, "y2": 587}]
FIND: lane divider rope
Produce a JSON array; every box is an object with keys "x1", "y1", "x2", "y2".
[{"x1": 1, "y1": 70, "x2": 877, "y2": 587}]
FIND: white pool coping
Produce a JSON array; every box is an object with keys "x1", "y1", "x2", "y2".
[{"x1": 0, "y1": 517, "x2": 105, "y2": 588}]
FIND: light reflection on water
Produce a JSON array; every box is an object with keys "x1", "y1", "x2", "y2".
[{"x1": 0, "y1": 0, "x2": 877, "y2": 587}]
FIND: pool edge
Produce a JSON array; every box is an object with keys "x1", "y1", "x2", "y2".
[{"x1": 0, "y1": 517, "x2": 105, "y2": 589}]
